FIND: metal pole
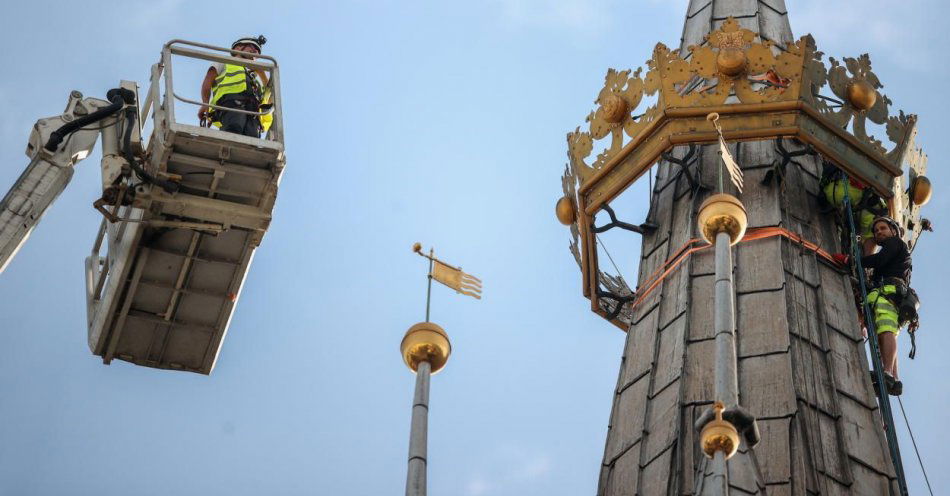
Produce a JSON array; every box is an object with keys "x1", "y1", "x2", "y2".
[
  {"x1": 425, "y1": 249, "x2": 434, "y2": 322},
  {"x1": 406, "y1": 360, "x2": 431, "y2": 496},
  {"x1": 709, "y1": 451, "x2": 728, "y2": 496},
  {"x1": 713, "y1": 231, "x2": 738, "y2": 406}
]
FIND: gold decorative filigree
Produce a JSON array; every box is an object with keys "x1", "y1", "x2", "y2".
[
  {"x1": 562, "y1": 157, "x2": 635, "y2": 327},
  {"x1": 560, "y1": 18, "x2": 927, "y2": 329},
  {"x1": 823, "y1": 54, "x2": 891, "y2": 154},
  {"x1": 889, "y1": 116, "x2": 929, "y2": 251},
  {"x1": 799, "y1": 35, "x2": 828, "y2": 107},
  {"x1": 668, "y1": 18, "x2": 806, "y2": 106},
  {"x1": 565, "y1": 17, "x2": 916, "y2": 192},
  {"x1": 561, "y1": 161, "x2": 582, "y2": 267}
]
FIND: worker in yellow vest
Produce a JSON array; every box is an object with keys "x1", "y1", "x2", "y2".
[{"x1": 199, "y1": 35, "x2": 270, "y2": 138}]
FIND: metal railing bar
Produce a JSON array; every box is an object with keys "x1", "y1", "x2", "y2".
[
  {"x1": 165, "y1": 39, "x2": 278, "y2": 67},
  {"x1": 167, "y1": 45, "x2": 276, "y2": 72},
  {"x1": 162, "y1": 47, "x2": 176, "y2": 125},
  {"x1": 171, "y1": 92, "x2": 273, "y2": 116}
]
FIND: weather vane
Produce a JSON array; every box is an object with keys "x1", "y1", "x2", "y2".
[
  {"x1": 400, "y1": 242, "x2": 482, "y2": 496},
  {"x1": 708, "y1": 112, "x2": 744, "y2": 193},
  {"x1": 412, "y1": 242, "x2": 482, "y2": 322}
]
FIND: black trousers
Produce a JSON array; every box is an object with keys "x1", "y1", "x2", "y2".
[{"x1": 216, "y1": 95, "x2": 261, "y2": 138}]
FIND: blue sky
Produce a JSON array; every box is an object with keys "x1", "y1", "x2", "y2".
[{"x1": 0, "y1": 1, "x2": 947, "y2": 494}]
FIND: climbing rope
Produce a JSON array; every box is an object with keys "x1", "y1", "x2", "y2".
[
  {"x1": 896, "y1": 396, "x2": 934, "y2": 496},
  {"x1": 842, "y1": 187, "x2": 910, "y2": 496}
]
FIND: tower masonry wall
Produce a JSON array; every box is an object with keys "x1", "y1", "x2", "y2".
[
  {"x1": 596, "y1": 2, "x2": 903, "y2": 494},
  {"x1": 598, "y1": 138, "x2": 898, "y2": 495}
]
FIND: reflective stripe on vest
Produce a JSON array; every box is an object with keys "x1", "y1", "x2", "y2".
[{"x1": 210, "y1": 64, "x2": 262, "y2": 106}]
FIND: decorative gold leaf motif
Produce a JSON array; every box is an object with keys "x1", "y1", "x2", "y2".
[
  {"x1": 705, "y1": 17, "x2": 755, "y2": 50},
  {"x1": 566, "y1": 128, "x2": 594, "y2": 183},
  {"x1": 821, "y1": 54, "x2": 902, "y2": 155},
  {"x1": 563, "y1": 18, "x2": 916, "y2": 192},
  {"x1": 888, "y1": 114, "x2": 928, "y2": 251},
  {"x1": 799, "y1": 35, "x2": 827, "y2": 107}
]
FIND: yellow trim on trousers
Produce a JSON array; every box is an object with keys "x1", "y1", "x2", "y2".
[{"x1": 867, "y1": 285, "x2": 900, "y2": 335}]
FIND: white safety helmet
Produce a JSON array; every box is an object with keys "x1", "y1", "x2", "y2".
[{"x1": 232, "y1": 35, "x2": 267, "y2": 53}]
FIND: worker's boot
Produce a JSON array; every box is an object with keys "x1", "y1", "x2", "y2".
[{"x1": 884, "y1": 373, "x2": 903, "y2": 396}]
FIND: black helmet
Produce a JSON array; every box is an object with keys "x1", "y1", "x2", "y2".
[
  {"x1": 232, "y1": 35, "x2": 267, "y2": 52},
  {"x1": 872, "y1": 216, "x2": 903, "y2": 237}
]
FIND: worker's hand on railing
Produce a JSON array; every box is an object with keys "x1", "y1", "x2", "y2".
[{"x1": 198, "y1": 105, "x2": 209, "y2": 127}]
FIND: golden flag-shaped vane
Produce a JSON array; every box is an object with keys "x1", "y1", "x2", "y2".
[
  {"x1": 431, "y1": 260, "x2": 482, "y2": 299},
  {"x1": 708, "y1": 113, "x2": 744, "y2": 193},
  {"x1": 413, "y1": 243, "x2": 483, "y2": 300},
  {"x1": 718, "y1": 136, "x2": 744, "y2": 192}
]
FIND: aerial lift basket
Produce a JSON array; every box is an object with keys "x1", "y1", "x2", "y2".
[{"x1": 85, "y1": 40, "x2": 286, "y2": 374}]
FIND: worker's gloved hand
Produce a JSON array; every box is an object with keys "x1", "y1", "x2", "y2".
[{"x1": 831, "y1": 253, "x2": 850, "y2": 265}]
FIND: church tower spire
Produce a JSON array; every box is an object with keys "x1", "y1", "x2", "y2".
[{"x1": 555, "y1": 0, "x2": 928, "y2": 494}]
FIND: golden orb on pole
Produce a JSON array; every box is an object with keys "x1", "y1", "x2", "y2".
[
  {"x1": 846, "y1": 80, "x2": 877, "y2": 111},
  {"x1": 697, "y1": 193, "x2": 748, "y2": 245},
  {"x1": 909, "y1": 175, "x2": 932, "y2": 206},
  {"x1": 599, "y1": 94, "x2": 628, "y2": 124},
  {"x1": 717, "y1": 48, "x2": 747, "y2": 78},
  {"x1": 700, "y1": 402, "x2": 740, "y2": 459},
  {"x1": 555, "y1": 196, "x2": 576, "y2": 226},
  {"x1": 400, "y1": 322, "x2": 452, "y2": 374}
]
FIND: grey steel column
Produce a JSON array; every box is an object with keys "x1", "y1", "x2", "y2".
[
  {"x1": 406, "y1": 360, "x2": 431, "y2": 496},
  {"x1": 705, "y1": 230, "x2": 738, "y2": 496},
  {"x1": 710, "y1": 451, "x2": 728, "y2": 496},
  {"x1": 713, "y1": 231, "x2": 738, "y2": 407}
]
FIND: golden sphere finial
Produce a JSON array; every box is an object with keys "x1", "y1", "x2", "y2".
[
  {"x1": 700, "y1": 402, "x2": 740, "y2": 459},
  {"x1": 600, "y1": 94, "x2": 628, "y2": 124},
  {"x1": 717, "y1": 48, "x2": 747, "y2": 78},
  {"x1": 412, "y1": 242, "x2": 422, "y2": 253},
  {"x1": 847, "y1": 80, "x2": 877, "y2": 111},
  {"x1": 400, "y1": 322, "x2": 451, "y2": 374},
  {"x1": 556, "y1": 196, "x2": 577, "y2": 226},
  {"x1": 910, "y1": 175, "x2": 932, "y2": 206},
  {"x1": 698, "y1": 194, "x2": 748, "y2": 245}
]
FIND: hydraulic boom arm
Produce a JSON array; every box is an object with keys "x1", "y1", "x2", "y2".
[{"x1": 0, "y1": 90, "x2": 128, "y2": 273}]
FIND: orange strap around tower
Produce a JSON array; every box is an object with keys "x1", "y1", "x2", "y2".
[{"x1": 628, "y1": 227, "x2": 840, "y2": 310}]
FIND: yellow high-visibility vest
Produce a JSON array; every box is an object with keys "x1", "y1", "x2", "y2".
[
  {"x1": 210, "y1": 64, "x2": 268, "y2": 130},
  {"x1": 210, "y1": 63, "x2": 262, "y2": 105}
]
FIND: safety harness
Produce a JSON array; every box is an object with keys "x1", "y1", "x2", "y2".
[{"x1": 208, "y1": 64, "x2": 266, "y2": 130}]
